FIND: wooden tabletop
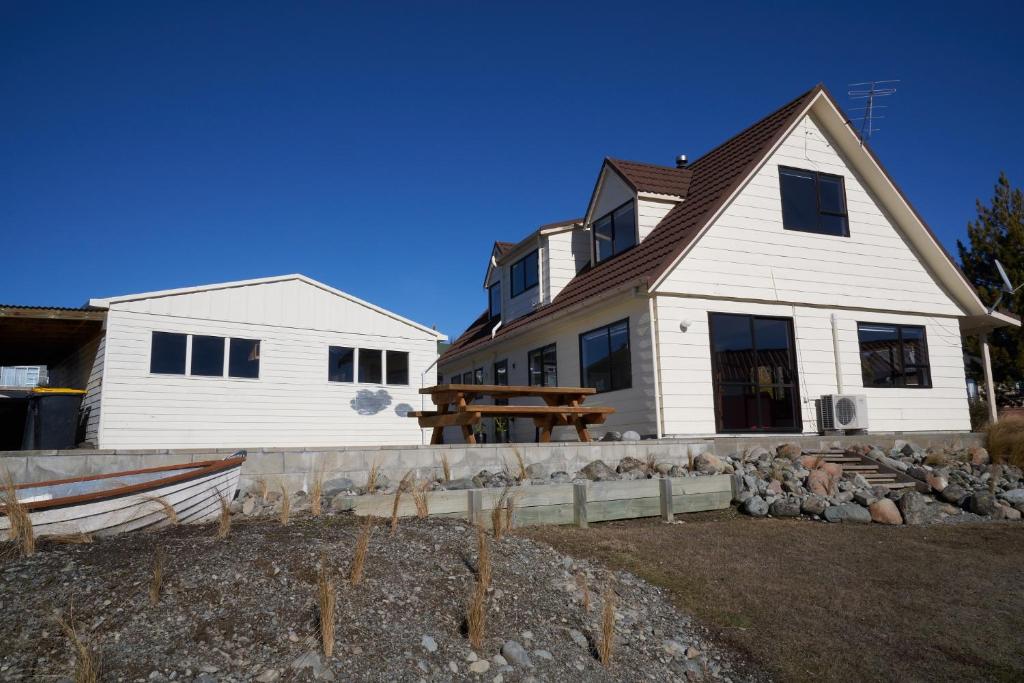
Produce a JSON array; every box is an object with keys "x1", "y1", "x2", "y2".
[{"x1": 419, "y1": 384, "x2": 597, "y2": 396}]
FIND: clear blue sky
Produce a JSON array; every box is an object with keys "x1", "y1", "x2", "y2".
[{"x1": 2, "y1": 1, "x2": 1022, "y2": 339}]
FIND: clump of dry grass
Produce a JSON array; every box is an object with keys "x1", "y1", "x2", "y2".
[
  {"x1": 466, "y1": 580, "x2": 487, "y2": 650},
  {"x1": 310, "y1": 465, "x2": 325, "y2": 518},
  {"x1": 216, "y1": 491, "x2": 231, "y2": 539},
  {"x1": 45, "y1": 532, "x2": 93, "y2": 545},
  {"x1": 256, "y1": 478, "x2": 269, "y2": 503},
  {"x1": 576, "y1": 571, "x2": 590, "y2": 612},
  {"x1": 365, "y1": 459, "x2": 380, "y2": 493},
  {"x1": 390, "y1": 471, "x2": 414, "y2": 534},
  {"x1": 411, "y1": 480, "x2": 430, "y2": 519},
  {"x1": 150, "y1": 547, "x2": 165, "y2": 606},
  {"x1": 279, "y1": 483, "x2": 290, "y2": 526},
  {"x1": 476, "y1": 524, "x2": 491, "y2": 589},
  {"x1": 350, "y1": 516, "x2": 374, "y2": 585},
  {"x1": 491, "y1": 488, "x2": 508, "y2": 540},
  {"x1": 687, "y1": 453, "x2": 695, "y2": 472},
  {"x1": 142, "y1": 495, "x2": 178, "y2": 527},
  {"x1": 645, "y1": 453, "x2": 658, "y2": 474},
  {"x1": 58, "y1": 606, "x2": 100, "y2": 683},
  {"x1": 1, "y1": 471, "x2": 34, "y2": 557},
  {"x1": 986, "y1": 417, "x2": 1024, "y2": 467},
  {"x1": 440, "y1": 453, "x2": 451, "y2": 483},
  {"x1": 317, "y1": 561, "x2": 336, "y2": 657},
  {"x1": 512, "y1": 448, "x2": 527, "y2": 481},
  {"x1": 598, "y1": 582, "x2": 616, "y2": 667},
  {"x1": 505, "y1": 489, "x2": 520, "y2": 532}
]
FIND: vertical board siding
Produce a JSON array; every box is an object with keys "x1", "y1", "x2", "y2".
[
  {"x1": 654, "y1": 296, "x2": 970, "y2": 435},
  {"x1": 99, "y1": 280, "x2": 438, "y2": 449},
  {"x1": 656, "y1": 114, "x2": 963, "y2": 316}
]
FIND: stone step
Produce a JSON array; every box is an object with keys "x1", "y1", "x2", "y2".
[{"x1": 880, "y1": 482, "x2": 917, "y2": 490}]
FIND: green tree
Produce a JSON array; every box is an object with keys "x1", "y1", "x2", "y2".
[{"x1": 957, "y1": 172, "x2": 1024, "y2": 383}]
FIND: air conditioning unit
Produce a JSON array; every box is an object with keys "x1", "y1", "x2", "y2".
[{"x1": 817, "y1": 394, "x2": 869, "y2": 433}]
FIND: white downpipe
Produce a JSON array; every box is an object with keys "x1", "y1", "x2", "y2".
[
  {"x1": 830, "y1": 313, "x2": 843, "y2": 393},
  {"x1": 490, "y1": 319, "x2": 502, "y2": 339},
  {"x1": 648, "y1": 296, "x2": 664, "y2": 439}
]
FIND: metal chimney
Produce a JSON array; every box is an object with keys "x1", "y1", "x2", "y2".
[{"x1": 675, "y1": 154, "x2": 688, "y2": 168}]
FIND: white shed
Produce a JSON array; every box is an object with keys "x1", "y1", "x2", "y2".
[{"x1": 84, "y1": 275, "x2": 445, "y2": 449}]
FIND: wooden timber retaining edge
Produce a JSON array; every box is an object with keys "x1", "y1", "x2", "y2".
[{"x1": 343, "y1": 475, "x2": 733, "y2": 529}]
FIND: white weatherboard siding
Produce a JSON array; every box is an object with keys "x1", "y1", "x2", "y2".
[
  {"x1": 656, "y1": 114, "x2": 963, "y2": 316},
  {"x1": 96, "y1": 279, "x2": 438, "y2": 448},
  {"x1": 543, "y1": 229, "x2": 589, "y2": 304},
  {"x1": 654, "y1": 296, "x2": 969, "y2": 436},
  {"x1": 439, "y1": 295, "x2": 657, "y2": 442},
  {"x1": 637, "y1": 197, "x2": 676, "y2": 242},
  {"x1": 590, "y1": 170, "x2": 633, "y2": 221}
]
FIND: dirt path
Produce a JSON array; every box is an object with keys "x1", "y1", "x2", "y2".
[{"x1": 523, "y1": 510, "x2": 1024, "y2": 682}]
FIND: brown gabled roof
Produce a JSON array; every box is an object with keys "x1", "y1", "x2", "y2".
[
  {"x1": 442, "y1": 85, "x2": 822, "y2": 364},
  {"x1": 607, "y1": 158, "x2": 693, "y2": 197},
  {"x1": 493, "y1": 241, "x2": 516, "y2": 257}
]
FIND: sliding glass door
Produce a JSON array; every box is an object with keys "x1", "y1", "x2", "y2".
[{"x1": 709, "y1": 313, "x2": 802, "y2": 433}]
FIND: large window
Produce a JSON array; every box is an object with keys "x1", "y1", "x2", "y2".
[
  {"x1": 358, "y1": 349, "x2": 382, "y2": 384},
  {"x1": 510, "y1": 251, "x2": 539, "y2": 297},
  {"x1": 528, "y1": 343, "x2": 557, "y2": 386},
  {"x1": 493, "y1": 359, "x2": 508, "y2": 386},
  {"x1": 778, "y1": 166, "x2": 849, "y2": 236},
  {"x1": 857, "y1": 323, "x2": 932, "y2": 388},
  {"x1": 229, "y1": 338, "x2": 260, "y2": 378},
  {"x1": 150, "y1": 332, "x2": 187, "y2": 375},
  {"x1": 580, "y1": 319, "x2": 631, "y2": 393},
  {"x1": 488, "y1": 282, "x2": 501, "y2": 318},
  {"x1": 386, "y1": 350, "x2": 409, "y2": 385},
  {"x1": 593, "y1": 201, "x2": 637, "y2": 263},
  {"x1": 328, "y1": 346, "x2": 355, "y2": 382},
  {"x1": 462, "y1": 371, "x2": 474, "y2": 384},
  {"x1": 190, "y1": 335, "x2": 225, "y2": 377}
]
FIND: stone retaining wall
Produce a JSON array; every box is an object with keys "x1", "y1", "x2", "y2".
[{"x1": 0, "y1": 432, "x2": 982, "y2": 495}]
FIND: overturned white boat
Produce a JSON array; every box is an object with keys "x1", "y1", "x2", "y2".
[{"x1": 0, "y1": 453, "x2": 245, "y2": 538}]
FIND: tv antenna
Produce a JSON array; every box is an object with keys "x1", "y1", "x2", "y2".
[
  {"x1": 989, "y1": 259, "x2": 1022, "y2": 314},
  {"x1": 847, "y1": 80, "x2": 899, "y2": 145}
]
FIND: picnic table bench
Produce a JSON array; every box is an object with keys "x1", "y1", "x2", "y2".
[{"x1": 408, "y1": 384, "x2": 615, "y2": 445}]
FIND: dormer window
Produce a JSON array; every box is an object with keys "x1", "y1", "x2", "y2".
[
  {"x1": 779, "y1": 167, "x2": 849, "y2": 237},
  {"x1": 488, "y1": 282, "x2": 501, "y2": 318},
  {"x1": 510, "y1": 250, "x2": 539, "y2": 297},
  {"x1": 593, "y1": 201, "x2": 636, "y2": 263}
]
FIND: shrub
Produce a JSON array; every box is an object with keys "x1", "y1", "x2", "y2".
[
  {"x1": 986, "y1": 417, "x2": 1024, "y2": 467},
  {"x1": 969, "y1": 398, "x2": 991, "y2": 432}
]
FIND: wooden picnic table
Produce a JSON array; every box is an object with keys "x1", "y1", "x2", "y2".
[{"x1": 408, "y1": 384, "x2": 615, "y2": 445}]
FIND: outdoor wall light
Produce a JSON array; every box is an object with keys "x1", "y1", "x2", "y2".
[{"x1": 679, "y1": 320, "x2": 693, "y2": 332}]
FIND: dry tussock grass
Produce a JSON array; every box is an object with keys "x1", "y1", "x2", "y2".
[
  {"x1": 476, "y1": 525, "x2": 491, "y2": 589},
  {"x1": 391, "y1": 471, "x2": 414, "y2": 534},
  {"x1": 466, "y1": 525, "x2": 491, "y2": 650},
  {"x1": 58, "y1": 606, "x2": 100, "y2": 683},
  {"x1": 256, "y1": 478, "x2": 269, "y2": 503},
  {"x1": 150, "y1": 547, "x2": 165, "y2": 606},
  {"x1": 986, "y1": 417, "x2": 1024, "y2": 467},
  {"x1": 2, "y1": 471, "x2": 33, "y2": 557},
  {"x1": 279, "y1": 483, "x2": 290, "y2": 526},
  {"x1": 440, "y1": 453, "x2": 451, "y2": 483},
  {"x1": 365, "y1": 459, "x2": 380, "y2": 493},
  {"x1": 310, "y1": 464, "x2": 325, "y2": 517},
  {"x1": 216, "y1": 491, "x2": 231, "y2": 539},
  {"x1": 512, "y1": 448, "x2": 527, "y2": 481},
  {"x1": 317, "y1": 561, "x2": 336, "y2": 657},
  {"x1": 411, "y1": 480, "x2": 430, "y2": 519},
  {"x1": 599, "y1": 582, "x2": 616, "y2": 667},
  {"x1": 350, "y1": 516, "x2": 374, "y2": 585},
  {"x1": 142, "y1": 495, "x2": 178, "y2": 527}
]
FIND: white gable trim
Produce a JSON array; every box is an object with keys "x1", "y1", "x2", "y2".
[
  {"x1": 89, "y1": 274, "x2": 446, "y2": 339},
  {"x1": 583, "y1": 163, "x2": 635, "y2": 226}
]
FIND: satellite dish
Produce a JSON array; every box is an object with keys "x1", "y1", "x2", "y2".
[{"x1": 988, "y1": 259, "x2": 1022, "y2": 313}]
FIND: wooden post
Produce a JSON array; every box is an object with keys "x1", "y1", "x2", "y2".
[
  {"x1": 981, "y1": 332, "x2": 999, "y2": 424},
  {"x1": 468, "y1": 489, "x2": 482, "y2": 526},
  {"x1": 659, "y1": 476, "x2": 673, "y2": 522},
  {"x1": 573, "y1": 482, "x2": 588, "y2": 528}
]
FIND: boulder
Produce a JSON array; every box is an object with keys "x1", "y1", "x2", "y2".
[
  {"x1": 769, "y1": 498, "x2": 801, "y2": 517},
  {"x1": 667, "y1": 465, "x2": 685, "y2": 477},
  {"x1": 869, "y1": 498, "x2": 903, "y2": 525},
  {"x1": 776, "y1": 443, "x2": 802, "y2": 460},
  {"x1": 694, "y1": 453, "x2": 726, "y2": 475},
  {"x1": 549, "y1": 471, "x2": 570, "y2": 484},
  {"x1": 616, "y1": 457, "x2": 645, "y2": 474},
  {"x1": 807, "y1": 470, "x2": 835, "y2": 497},
  {"x1": 968, "y1": 446, "x2": 990, "y2": 466},
  {"x1": 797, "y1": 454, "x2": 824, "y2": 470},
  {"x1": 744, "y1": 446, "x2": 772, "y2": 464},
  {"x1": 525, "y1": 463, "x2": 548, "y2": 480},
  {"x1": 966, "y1": 492, "x2": 999, "y2": 516},
  {"x1": 926, "y1": 471, "x2": 948, "y2": 493},
  {"x1": 622, "y1": 430, "x2": 642, "y2": 441},
  {"x1": 446, "y1": 477, "x2": 476, "y2": 490},
  {"x1": 906, "y1": 466, "x2": 930, "y2": 481},
  {"x1": 897, "y1": 491, "x2": 928, "y2": 525},
  {"x1": 853, "y1": 490, "x2": 878, "y2": 507},
  {"x1": 742, "y1": 495, "x2": 768, "y2": 517},
  {"x1": 801, "y1": 494, "x2": 828, "y2": 516},
  {"x1": 472, "y1": 471, "x2": 494, "y2": 488},
  {"x1": 655, "y1": 463, "x2": 674, "y2": 476},
  {"x1": 993, "y1": 504, "x2": 1022, "y2": 521},
  {"x1": 999, "y1": 488, "x2": 1024, "y2": 506},
  {"x1": 767, "y1": 479, "x2": 784, "y2": 496},
  {"x1": 939, "y1": 484, "x2": 967, "y2": 505},
  {"x1": 824, "y1": 503, "x2": 872, "y2": 524},
  {"x1": 834, "y1": 490, "x2": 855, "y2": 503},
  {"x1": 579, "y1": 460, "x2": 619, "y2": 481},
  {"x1": 500, "y1": 641, "x2": 533, "y2": 668},
  {"x1": 600, "y1": 431, "x2": 622, "y2": 442},
  {"x1": 321, "y1": 478, "x2": 356, "y2": 497}
]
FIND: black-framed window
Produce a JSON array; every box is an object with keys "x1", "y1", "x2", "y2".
[
  {"x1": 493, "y1": 359, "x2": 508, "y2": 386},
  {"x1": 328, "y1": 346, "x2": 355, "y2": 382},
  {"x1": 510, "y1": 251, "x2": 539, "y2": 297},
  {"x1": 150, "y1": 332, "x2": 187, "y2": 375},
  {"x1": 779, "y1": 166, "x2": 849, "y2": 236},
  {"x1": 462, "y1": 371, "x2": 474, "y2": 384},
  {"x1": 450, "y1": 374, "x2": 462, "y2": 385},
  {"x1": 358, "y1": 349, "x2": 382, "y2": 384},
  {"x1": 593, "y1": 201, "x2": 637, "y2": 263},
  {"x1": 528, "y1": 343, "x2": 557, "y2": 386},
  {"x1": 473, "y1": 368, "x2": 484, "y2": 385},
  {"x1": 857, "y1": 323, "x2": 932, "y2": 388},
  {"x1": 190, "y1": 335, "x2": 225, "y2": 377},
  {"x1": 488, "y1": 282, "x2": 501, "y2": 318},
  {"x1": 386, "y1": 350, "x2": 409, "y2": 385},
  {"x1": 229, "y1": 338, "x2": 260, "y2": 378},
  {"x1": 580, "y1": 319, "x2": 631, "y2": 393}
]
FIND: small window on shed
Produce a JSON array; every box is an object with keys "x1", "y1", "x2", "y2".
[
  {"x1": 229, "y1": 338, "x2": 260, "y2": 378},
  {"x1": 150, "y1": 332, "x2": 187, "y2": 375},
  {"x1": 359, "y1": 349, "x2": 382, "y2": 384},
  {"x1": 329, "y1": 346, "x2": 354, "y2": 382},
  {"x1": 386, "y1": 350, "x2": 409, "y2": 385},
  {"x1": 190, "y1": 335, "x2": 225, "y2": 376}
]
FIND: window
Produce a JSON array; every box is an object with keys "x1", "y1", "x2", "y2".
[
  {"x1": 488, "y1": 282, "x2": 501, "y2": 318},
  {"x1": 328, "y1": 346, "x2": 355, "y2": 382},
  {"x1": 593, "y1": 201, "x2": 637, "y2": 263},
  {"x1": 493, "y1": 359, "x2": 508, "y2": 386},
  {"x1": 190, "y1": 335, "x2": 225, "y2": 376},
  {"x1": 528, "y1": 343, "x2": 557, "y2": 386},
  {"x1": 462, "y1": 371, "x2": 474, "y2": 384},
  {"x1": 386, "y1": 350, "x2": 409, "y2": 385},
  {"x1": 779, "y1": 167, "x2": 849, "y2": 236},
  {"x1": 580, "y1": 319, "x2": 631, "y2": 393},
  {"x1": 358, "y1": 349, "x2": 382, "y2": 383},
  {"x1": 510, "y1": 250, "x2": 539, "y2": 297},
  {"x1": 150, "y1": 332, "x2": 187, "y2": 375},
  {"x1": 229, "y1": 338, "x2": 260, "y2": 378},
  {"x1": 473, "y1": 368, "x2": 484, "y2": 385},
  {"x1": 857, "y1": 323, "x2": 932, "y2": 388},
  {"x1": 450, "y1": 374, "x2": 461, "y2": 385}
]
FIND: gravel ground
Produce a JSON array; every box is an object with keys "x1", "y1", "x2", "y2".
[{"x1": 0, "y1": 514, "x2": 762, "y2": 682}]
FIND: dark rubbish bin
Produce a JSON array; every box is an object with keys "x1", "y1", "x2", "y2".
[{"x1": 21, "y1": 388, "x2": 86, "y2": 450}]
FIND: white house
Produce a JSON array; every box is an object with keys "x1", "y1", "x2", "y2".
[
  {"x1": 79, "y1": 274, "x2": 444, "y2": 449},
  {"x1": 439, "y1": 85, "x2": 1020, "y2": 442}
]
